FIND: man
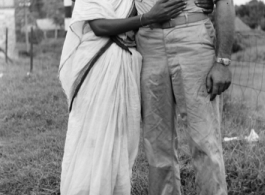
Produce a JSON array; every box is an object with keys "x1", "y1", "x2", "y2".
[{"x1": 135, "y1": 0, "x2": 234, "y2": 194}]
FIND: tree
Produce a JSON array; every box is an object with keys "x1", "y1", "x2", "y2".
[
  {"x1": 29, "y1": 0, "x2": 44, "y2": 18},
  {"x1": 17, "y1": 0, "x2": 64, "y2": 27},
  {"x1": 15, "y1": 0, "x2": 32, "y2": 30},
  {"x1": 236, "y1": 0, "x2": 265, "y2": 30},
  {"x1": 41, "y1": 0, "x2": 64, "y2": 27},
  {"x1": 260, "y1": 18, "x2": 265, "y2": 31}
]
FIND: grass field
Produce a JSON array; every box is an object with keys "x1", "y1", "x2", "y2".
[{"x1": 0, "y1": 39, "x2": 265, "y2": 195}]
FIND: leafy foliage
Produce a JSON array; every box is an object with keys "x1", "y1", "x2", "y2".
[
  {"x1": 30, "y1": 0, "x2": 64, "y2": 26},
  {"x1": 41, "y1": 0, "x2": 64, "y2": 27},
  {"x1": 15, "y1": 0, "x2": 64, "y2": 29},
  {"x1": 236, "y1": 0, "x2": 265, "y2": 29}
]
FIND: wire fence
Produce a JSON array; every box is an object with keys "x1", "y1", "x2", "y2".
[
  {"x1": 220, "y1": 31, "x2": 265, "y2": 138},
  {"x1": 2, "y1": 27, "x2": 265, "y2": 109},
  {"x1": 226, "y1": 31, "x2": 265, "y2": 109}
]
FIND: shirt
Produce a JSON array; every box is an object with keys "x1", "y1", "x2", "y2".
[{"x1": 135, "y1": 0, "x2": 206, "y2": 16}]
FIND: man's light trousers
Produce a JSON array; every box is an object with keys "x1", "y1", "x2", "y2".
[{"x1": 136, "y1": 18, "x2": 227, "y2": 195}]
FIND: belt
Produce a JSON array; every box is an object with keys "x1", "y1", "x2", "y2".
[{"x1": 147, "y1": 13, "x2": 208, "y2": 29}]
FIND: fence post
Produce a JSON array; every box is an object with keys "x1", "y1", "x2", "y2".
[
  {"x1": 24, "y1": 0, "x2": 29, "y2": 52},
  {"x1": 5, "y1": 28, "x2": 8, "y2": 64},
  {"x1": 30, "y1": 27, "x2": 33, "y2": 73}
]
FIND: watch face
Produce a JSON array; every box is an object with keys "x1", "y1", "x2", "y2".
[
  {"x1": 217, "y1": 58, "x2": 230, "y2": 66},
  {"x1": 223, "y1": 59, "x2": 231, "y2": 66}
]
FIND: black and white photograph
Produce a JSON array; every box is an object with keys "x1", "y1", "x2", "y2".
[{"x1": 0, "y1": 0, "x2": 265, "y2": 194}]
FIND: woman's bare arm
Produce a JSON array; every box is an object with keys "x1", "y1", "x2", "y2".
[{"x1": 89, "y1": 0, "x2": 187, "y2": 36}]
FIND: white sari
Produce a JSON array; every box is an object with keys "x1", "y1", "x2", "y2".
[{"x1": 59, "y1": 0, "x2": 142, "y2": 194}]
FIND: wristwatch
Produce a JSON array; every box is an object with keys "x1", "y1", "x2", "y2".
[{"x1": 216, "y1": 57, "x2": 231, "y2": 66}]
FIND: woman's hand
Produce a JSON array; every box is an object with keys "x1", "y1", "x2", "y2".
[
  {"x1": 145, "y1": 0, "x2": 187, "y2": 23},
  {"x1": 89, "y1": 0, "x2": 187, "y2": 36}
]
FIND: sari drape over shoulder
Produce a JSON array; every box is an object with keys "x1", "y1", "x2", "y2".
[{"x1": 59, "y1": 0, "x2": 142, "y2": 194}]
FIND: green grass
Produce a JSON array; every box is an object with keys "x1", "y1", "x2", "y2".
[{"x1": 0, "y1": 40, "x2": 265, "y2": 195}]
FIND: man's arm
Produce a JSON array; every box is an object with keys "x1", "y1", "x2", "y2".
[
  {"x1": 206, "y1": 0, "x2": 235, "y2": 101},
  {"x1": 215, "y1": 0, "x2": 235, "y2": 58}
]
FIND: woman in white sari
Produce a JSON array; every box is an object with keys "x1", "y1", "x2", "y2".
[{"x1": 59, "y1": 0, "x2": 186, "y2": 194}]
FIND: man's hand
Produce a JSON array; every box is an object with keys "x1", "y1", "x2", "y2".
[
  {"x1": 195, "y1": 0, "x2": 214, "y2": 14},
  {"x1": 206, "y1": 62, "x2": 232, "y2": 101}
]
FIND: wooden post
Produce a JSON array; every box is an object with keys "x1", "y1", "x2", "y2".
[
  {"x1": 44, "y1": 31, "x2": 47, "y2": 39},
  {"x1": 5, "y1": 28, "x2": 8, "y2": 63},
  {"x1": 24, "y1": 0, "x2": 29, "y2": 52},
  {"x1": 72, "y1": 1, "x2": 75, "y2": 11},
  {"x1": 55, "y1": 29, "x2": 58, "y2": 39},
  {"x1": 30, "y1": 27, "x2": 33, "y2": 73}
]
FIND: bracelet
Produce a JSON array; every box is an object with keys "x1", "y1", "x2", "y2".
[{"x1": 140, "y1": 14, "x2": 144, "y2": 27}]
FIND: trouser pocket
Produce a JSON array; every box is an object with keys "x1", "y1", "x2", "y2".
[{"x1": 201, "y1": 19, "x2": 216, "y2": 49}]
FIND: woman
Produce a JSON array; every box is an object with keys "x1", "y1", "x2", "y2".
[{"x1": 59, "y1": 0, "x2": 209, "y2": 194}]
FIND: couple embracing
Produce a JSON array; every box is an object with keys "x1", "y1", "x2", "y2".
[{"x1": 59, "y1": 0, "x2": 234, "y2": 194}]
